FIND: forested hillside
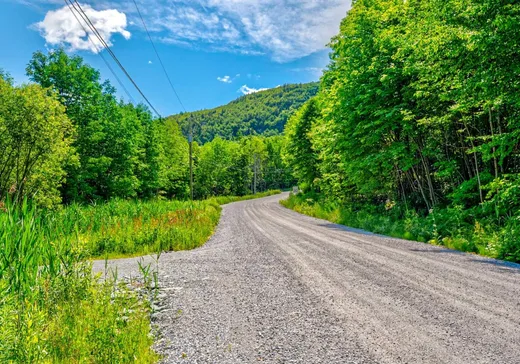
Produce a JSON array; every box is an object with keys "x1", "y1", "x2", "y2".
[
  {"x1": 284, "y1": 0, "x2": 520, "y2": 262},
  {"x1": 168, "y1": 82, "x2": 318, "y2": 144}
]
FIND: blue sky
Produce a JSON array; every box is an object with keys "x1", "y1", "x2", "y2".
[{"x1": 0, "y1": 0, "x2": 351, "y2": 116}]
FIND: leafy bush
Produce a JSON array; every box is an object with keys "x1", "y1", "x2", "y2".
[
  {"x1": 0, "y1": 78, "x2": 73, "y2": 208},
  {"x1": 498, "y1": 220, "x2": 520, "y2": 262}
]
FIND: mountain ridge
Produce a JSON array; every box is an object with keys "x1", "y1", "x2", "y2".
[{"x1": 167, "y1": 82, "x2": 319, "y2": 144}]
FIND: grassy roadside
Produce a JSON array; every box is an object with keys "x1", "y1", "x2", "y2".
[
  {"x1": 281, "y1": 193, "x2": 519, "y2": 263},
  {"x1": 0, "y1": 190, "x2": 280, "y2": 363},
  {"x1": 0, "y1": 199, "x2": 159, "y2": 363},
  {"x1": 54, "y1": 190, "x2": 282, "y2": 260}
]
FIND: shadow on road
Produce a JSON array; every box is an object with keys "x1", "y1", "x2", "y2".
[
  {"x1": 319, "y1": 222, "x2": 520, "y2": 274},
  {"x1": 318, "y1": 223, "x2": 380, "y2": 236},
  {"x1": 408, "y1": 248, "x2": 463, "y2": 255},
  {"x1": 468, "y1": 258, "x2": 520, "y2": 273}
]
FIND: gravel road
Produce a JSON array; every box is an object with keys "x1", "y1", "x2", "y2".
[{"x1": 93, "y1": 193, "x2": 520, "y2": 364}]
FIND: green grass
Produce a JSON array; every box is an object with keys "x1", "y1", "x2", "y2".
[
  {"x1": 0, "y1": 190, "x2": 280, "y2": 363},
  {"x1": 61, "y1": 199, "x2": 222, "y2": 259},
  {"x1": 44, "y1": 190, "x2": 282, "y2": 260},
  {"x1": 281, "y1": 192, "x2": 519, "y2": 263},
  {"x1": 55, "y1": 189, "x2": 281, "y2": 259}
]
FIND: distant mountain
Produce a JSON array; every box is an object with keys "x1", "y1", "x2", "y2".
[{"x1": 168, "y1": 83, "x2": 319, "y2": 144}]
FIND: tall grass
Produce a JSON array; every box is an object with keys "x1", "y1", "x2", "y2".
[
  {"x1": 0, "y1": 199, "x2": 158, "y2": 363},
  {"x1": 37, "y1": 190, "x2": 281, "y2": 259},
  {"x1": 54, "y1": 199, "x2": 222, "y2": 258}
]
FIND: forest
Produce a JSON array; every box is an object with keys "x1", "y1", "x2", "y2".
[
  {"x1": 283, "y1": 0, "x2": 520, "y2": 263},
  {"x1": 0, "y1": 49, "x2": 296, "y2": 207},
  {"x1": 168, "y1": 82, "x2": 318, "y2": 144}
]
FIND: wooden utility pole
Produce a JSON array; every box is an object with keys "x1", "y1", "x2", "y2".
[
  {"x1": 253, "y1": 154, "x2": 259, "y2": 195},
  {"x1": 189, "y1": 117, "x2": 194, "y2": 200},
  {"x1": 254, "y1": 157, "x2": 257, "y2": 195}
]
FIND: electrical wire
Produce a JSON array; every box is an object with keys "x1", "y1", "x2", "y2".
[
  {"x1": 63, "y1": 0, "x2": 135, "y2": 103},
  {"x1": 132, "y1": 0, "x2": 187, "y2": 112},
  {"x1": 67, "y1": 0, "x2": 162, "y2": 117},
  {"x1": 70, "y1": 0, "x2": 161, "y2": 116}
]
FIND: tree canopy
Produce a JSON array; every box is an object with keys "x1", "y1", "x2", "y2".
[
  {"x1": 0, "y1": 50, "x2": 295, "y2": 206},
  {"x1": 284, "y1": 0, "x2": 520, "y2": 261},
  {"x1": 0, "y1": 77, "x2": 73, "y2": 207}
]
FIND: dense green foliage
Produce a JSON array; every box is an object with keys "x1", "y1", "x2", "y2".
[
  {"x1": 284, "y1": 99, "x2": 321, "y2": 191},
  {"x1": 284, "y1": 0, "x2": 520, "y2": 262},
  {"x1": 0, "y1": 77, "x2": 74, "y2": 208},
  {"x1": 22, "y1": 49, "x2": 189, "y2": 204},
  {"x1": 0, "y1": 200, "x2": 158, "y2": 363},
  {"x1": 169, "y1": 83, "x2": 319, "y2": 144},
  {"x1": 194, "y1": 136, "x2": 294, "y2": 199}
]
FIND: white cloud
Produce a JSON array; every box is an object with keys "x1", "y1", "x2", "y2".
[
  {"x1": 217, "y1": 74, "x2": 240, "y2": 83},
  {"x1": 291, "y1": 67, "x2": 324, "y2": 77},
  {"x1": 148, "y1": 60, "x2": 153, "y2": 64},
  {"x1": 292, "y1": 67, "x2": 323, "y2": 73},
  {"x1": 213, "y1": 0, "x2": 351, "y2": 61},
  {"x1": 217, "y1": 75, "x2": 232, "y2": 83},
  {"x1": 239, "y1": 84, "x2": 269, "y2": 95},
  {"x1": 127, "y1": 0, "x2": 351, "y2": 62},
  {"x1": 35, "y1": 3, "x2": 131, "y2": 53}
]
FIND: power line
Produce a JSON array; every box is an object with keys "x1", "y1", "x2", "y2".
[
  {"x1": 132, "y1": 0, "x2": 195, "y2": 199},
  {"x1": 66, "y1": 0, "x2": 162, "y2": 117},
  {"x1": 70, "y1": 0, "x2": 161, "y2": 117},
  {"x1": 63, "y1": 0, "x2": 135, "y2": 103},
  {"x1": 132, "y1": 0, "x2": 187, "y2": 112}
]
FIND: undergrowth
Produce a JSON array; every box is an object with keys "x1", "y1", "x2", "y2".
[
  {"x1": 29, "y1": 190, "x2": 280, "y2": 259},
  {"x1": 56, "y1": 199, "x2": 222, "y2": 259},
  {"x1": 281, "y1": 192, "x2": 520, "y2": 263}
]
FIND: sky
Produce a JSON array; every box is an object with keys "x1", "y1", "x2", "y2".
[{"x1": 0, "y1": 0, "x2": 352, "y2": 116}]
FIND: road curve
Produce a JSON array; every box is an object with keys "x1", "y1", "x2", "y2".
[{"x1": 94, "y1": 193, "x2": 520, "y2": 363}]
